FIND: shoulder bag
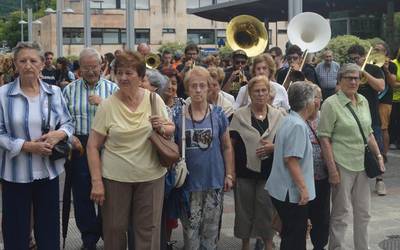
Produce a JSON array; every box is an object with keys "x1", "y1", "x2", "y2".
[
  {"x1": 43, "y1": 94, "x2": 71, "y2": 161},
  {"x1": 149, "y1": 92, "x2": 180, "y2": 168},
  {"x1": 174, "y1": 101, "x2": 188, "y2": 188},
  {"x1": 346, "y1": 104, "x2": 383, "y2": 178}
]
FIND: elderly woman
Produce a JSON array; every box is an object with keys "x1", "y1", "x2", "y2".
[
  {"x1": 306, "y1": 84, "x2": 330, "y2": 250},
  {"x1": 230, "y1": 75, "x2": 284, "y2": 250},
  {"x1": 265, "y1": 81, "x2": 317, "y2": 250},
  {"x1": 174, "y1": 66, "x2": 234, "y2": 249},
  {"x1": 87, "y1": 50, "x2": 174, "y2": 250},
  {"x1": 207, "y1": 66, "x2": 234, "y2": 118},
  {"x1": 318, "y1": 64, "x2": 385, "y2": 250},
  {"x1": 0, "y1": 42, "x2": 74, "y2": 249},
  {"x1": 235, "y1": 53, "x2": 289, "y2": 111}
]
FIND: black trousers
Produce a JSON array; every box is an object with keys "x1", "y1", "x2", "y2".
[
  {"x1": 271, "y1": 196, "x2": 308, "y2": 250},
  {"x1": 308, "y1": 178, "x2": 331, "y2": 250},
  {"x1": 389, "y1": 102, "x2": 400, "y2": 145}
]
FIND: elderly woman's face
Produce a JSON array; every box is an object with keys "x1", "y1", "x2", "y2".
[
  {"x1": 115, "y1": 66, "x2": 142, "y2": 90},
  {"x1": 14, "y1": 48, "x2": 44, "y2": 80},
  {"x1": 339, "y1": 71, "x2": 360, "y2": 97},
  {"x1": 310, "y1": 90, "x2": 322, "y2": 120},
  {"x1": 188, "y1": 73, "x2": 209, "y2": 103},
  {"x1": 208, "y1": 77, "x2": 220, "y2": 97},
  {"x1": 254, "y1": 61, "x2": 270, "y2": 78},
  {"x1": 249, "y1": 81, "x2": 269, "y2": 106}
]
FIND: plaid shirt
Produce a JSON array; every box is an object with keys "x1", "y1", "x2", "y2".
[
  {"x1": 62, "y1": 78, "x2": 118, "y2": 135},
  {"x1": 315, "y1": 61, "x2": 340, "y2": 89},
  {"x1": 0, "y1": 79, "x2": 74, "y2": 183}
]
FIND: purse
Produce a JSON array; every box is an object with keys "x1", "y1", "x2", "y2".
[
  {"x1": 43, "y1": 94, "x2": 71, "y2": 161},
  {"x1": 174, "y1": 101, "x2": 188, "y2": 188},
  {"x1": 346, "y1": 104, "x2": 383, "y2": 178},
  {"x1": 148, "y1": 92, "x2": 180, "y2": 168}
]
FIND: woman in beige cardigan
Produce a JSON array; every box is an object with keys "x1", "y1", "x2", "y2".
[{"x1": 230, "y1": 75, "x2": 285, "y2": 250}]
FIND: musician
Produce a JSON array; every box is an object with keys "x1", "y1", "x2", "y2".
[
  {"x1": 268, "y1": 46, "x2": 284, "y2": 74},
  {"x1": 276, "y1": 45, "x2": 319, "y2": 86},
  {"x1": 374, "y1": 42, "x2": 398, "y2": 164},
  {"x1": 390, "y1": 48, "x2": 400, "y2": 150},
  {"x1": 347, "y1": 44, "x2": 386, "y2": 196},
  {"x1": 221, "y1": 49, "x2": 251, "y2": 98},
  {"x1": 176, "y1": 44, "x2": 200, "y2": 98}
]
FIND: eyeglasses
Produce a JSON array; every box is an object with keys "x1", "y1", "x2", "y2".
[
  {"x1": 287, "y1": 55, "x2": 300, "y2": 61},
  {"x1": 80, "y1": 65, "x2": 100, "y2": 72},
  {"x1": 235, "y1": 60, "x2": 247, "y2": 65},
  {"x1": 342, "y1": 76, "x2": 360, "y2": 81}
]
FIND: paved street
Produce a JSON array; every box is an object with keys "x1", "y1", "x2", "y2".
[{"x1": 1, "y1": 149, "x2": 400, "y2": 249}]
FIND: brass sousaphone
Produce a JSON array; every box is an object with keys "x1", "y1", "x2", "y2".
[
  {"x1": 226, "y1": 15, "x2": 269, "y2": 57},
  {"x1": 145, "y1": 53, "x2": 161, "y2": 69}
]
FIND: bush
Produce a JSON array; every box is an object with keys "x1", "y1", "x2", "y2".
[
  {"x1": 157, "y1": 42, "x2": 185, "y2": 56},
  {"x1": 326, "y1": 35, "x2": 371, "y2": 64}
]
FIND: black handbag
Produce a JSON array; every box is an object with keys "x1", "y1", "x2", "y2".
[
  {"x1": 346, "y1": 104, "x2": 383, "y2": 178},
  {"x1": 43, "y1": 94, "x2": 71, "y2": 161}
]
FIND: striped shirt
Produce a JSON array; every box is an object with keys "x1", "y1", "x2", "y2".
[
  {"x1": 63, "y1": 78, "x2": 118, "y2": 135},
  {"x1": 0, "y1": 78, "x2": 74, "y2": 183},
  {"x1": 315, "y1": 61, "x2": 340, "y2": 89}
]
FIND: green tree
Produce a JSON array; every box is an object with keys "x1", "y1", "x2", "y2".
[
  {"x1": 157, "y1": 42, "x2": 185, "y2": 55},
  {"x1": 326, "y1": 35, "x2": 371, "y2": 65}
]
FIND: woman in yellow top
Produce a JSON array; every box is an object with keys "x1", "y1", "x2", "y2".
[{"x1": 86, "y1": 50, "x2": 174, "y2": 250}]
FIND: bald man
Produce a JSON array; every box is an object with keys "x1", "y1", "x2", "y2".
[{"x1": 137, "y1": 43, "x2": 151, "y2": 56}]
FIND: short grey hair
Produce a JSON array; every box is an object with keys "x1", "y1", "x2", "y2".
[
  {"x1": 12, "y1": 42, "x2": 44, "y2": 61},
  {"x1": 79, "y1": 47, "x2": 102, "y2": 64},
  {"x1": 288, "y1": 81, "x2": 315, "y2": 112},
  {"x1": 146, "y1": 69, "x2": 168, "y2": 94},
  {"x1": 337, "y1": 63, "x2": 361, "y2": 82}
]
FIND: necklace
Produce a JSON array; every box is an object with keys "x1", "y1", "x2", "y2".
[{"x1": 251, "y1": 105, "x2": 268, "y2": 120}]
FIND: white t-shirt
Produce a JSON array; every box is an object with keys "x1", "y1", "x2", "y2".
[
  {"x1": 27, "y1": 95, "x2": 49, "y2": 180},
  {"x1": 234, "y1": 81, "x2": 290, "y2": 110}
]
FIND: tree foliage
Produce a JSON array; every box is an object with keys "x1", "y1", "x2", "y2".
[
  {"x1": 157, "y1": 42, "x2": 185, "y2": 55},
  {"x1": 326, "y1": 35, "x2": 372, "y2": 65}
]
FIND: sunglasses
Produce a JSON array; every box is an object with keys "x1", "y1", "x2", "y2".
[{"x1": 235, "y1": 60, "x2": 247, "y2": 65}]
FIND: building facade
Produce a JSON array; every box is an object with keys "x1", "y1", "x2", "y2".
[{"x1": 33, "y1": 0, "x2": 288, "y2": 56}]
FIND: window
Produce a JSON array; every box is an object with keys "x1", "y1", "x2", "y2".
[
  {"x1": 216, "y1": 29, "x2": 226, "y2": 46},
  {"x1": 91, "y1": 29, "x2": 103, "y2": 44},
  {"x1": 187, "y1": 0, "x2": 199, "y2": 8},
  {"x1": 90, "y1": 0, "x2": 117, "y2": 9},
  {"x1": 268, "y1": 30, "x2": 272, "y2": 45},
  {"x1": 187, "y1": 29, "x2": 215, "y2": 45},
  {"x1": 216, "y1": 0, "x2": 231, "y2": 3},
  {"x1": 162, "y1": 28, "x2": 176, "y2": 34},
  {"x1": 103, "y1": 29, "x2": 120, "y2": 44},
  {"x1": 199, "y1": 0, "x2": 212, "y2": 7},
  {"x1": 121, "y1": 29, "x2": 150, "y2": 44},
  {"x1": 120, "y1": 0, "x2": 150, "y2": 9},
  {"x1": 63, "y1": 28, "x2": 84, "y2": 45}
]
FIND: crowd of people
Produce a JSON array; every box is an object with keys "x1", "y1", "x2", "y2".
[{"x1": 0, "y1": 39, "x2": 399, "y2": 250}]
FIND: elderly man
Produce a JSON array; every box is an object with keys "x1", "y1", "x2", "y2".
[
  {"x1": 315, "y1": 50, "x2": 340, "y2": 99},
  {"x1": 63, "y1": 48, "x2": 118, "y2": 250},
  {"x1": 137, "y1": 43, "x2": 151, "y2": 56}
]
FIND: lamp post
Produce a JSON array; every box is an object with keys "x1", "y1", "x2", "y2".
[
  {"x1": 18, "y1": 20, "x2": 27, "y2": 42},
  {"x1": 126, "y1": 0, "x2": 136, "y2": 50},
  {"x1": 84, "y1": 0, "x2": 92, "y2": 47}
]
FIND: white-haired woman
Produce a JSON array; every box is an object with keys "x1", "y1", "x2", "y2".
[{"x1": 266, "y1": 81, "x2": 317, "y2": 250}]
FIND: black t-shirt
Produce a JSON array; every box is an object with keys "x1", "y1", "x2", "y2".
[
  {"x1": 358, "y1": 64, "x2": 385, "y2": 127},
  {"x1": 222, "y1": 66, "x2": 251, "y2": 98},
  {"x1": 276, "y1": 63, "x2": 319, "y2": 86},
  {"x1": 231, "y1": 116, "x2": 273, "y2": 180},
  {"x1": 41, "y1": 67, "x2": 57, "y2": 85},
  {"x1": 379, "y1": 61, "x2": 397, "y2": 105}
]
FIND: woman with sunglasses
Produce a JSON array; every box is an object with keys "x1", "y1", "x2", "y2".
[{"x1": 175, "y1": 66, "x2": 234, "y2": 249}]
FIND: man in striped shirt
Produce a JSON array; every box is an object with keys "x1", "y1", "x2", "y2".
[
  {"x1": 63, "y1": 48, "x2": 118, "y2": 250},
  {"x1": 315, "y1": 50, "x2": 340, "y2": 100}
]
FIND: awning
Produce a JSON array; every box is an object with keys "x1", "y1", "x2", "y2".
[{"x1": 187, "y1": 0, "x2": 400, "y2": 22}]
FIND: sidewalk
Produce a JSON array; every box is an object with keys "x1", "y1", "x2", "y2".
[{"x1": 2, "y1": 150, "x2": 400, "y2": 249}]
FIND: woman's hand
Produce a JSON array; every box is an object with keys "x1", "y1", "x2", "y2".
[
  {"x1": 328, "y1": 168, "x2": 340, "y2": 185},
  {"x1": 378, "y1": 156, "x2": 386, "y2": 172},
  {"x1": 90, "y1": 179, "x2": 105, "y2": 206},
  {"x1": 224, "y1": 175, "x2": 234, "y2": 192},
  {"x1": 298, "y1": 186, "x2": 309, "y2": 205},
  {"x1": 22, "y1": 141, "x2": 53, "y2": 156},
  {"x1": 256, "y1": 139, "x2": 274, "y2": 159},
  {"x1": 40, "y1": 130, "x2": 67, "y2": 147},
  {"x1": 149, "y1": 115, "x2": 165, "y2": 132}
]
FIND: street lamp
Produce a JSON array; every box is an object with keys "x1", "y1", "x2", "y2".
[{"x1": 18, "y1": 20, "x2": 27, "y2": 42}]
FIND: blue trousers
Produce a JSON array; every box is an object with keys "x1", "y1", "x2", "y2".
[
  {"x1": 2, "y1": 177, "x2": 60, "y2": 250},
  {"x1": 70, "y1": 135, "x2": 102, "y2": 248}
]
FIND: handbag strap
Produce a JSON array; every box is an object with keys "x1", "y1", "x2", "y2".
[
  {"x1": 150, "y1": 92, "x2": 158, "y2": 116},
  {"x1": 42, "y1": 93, "x2": 52, "y2": 134},
  {"x1": 346, "y1": 104, "x2": 367, "y2": 145},
  {"x1": 181, "y1": 101, "x2": 186, "y2": 160}
]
